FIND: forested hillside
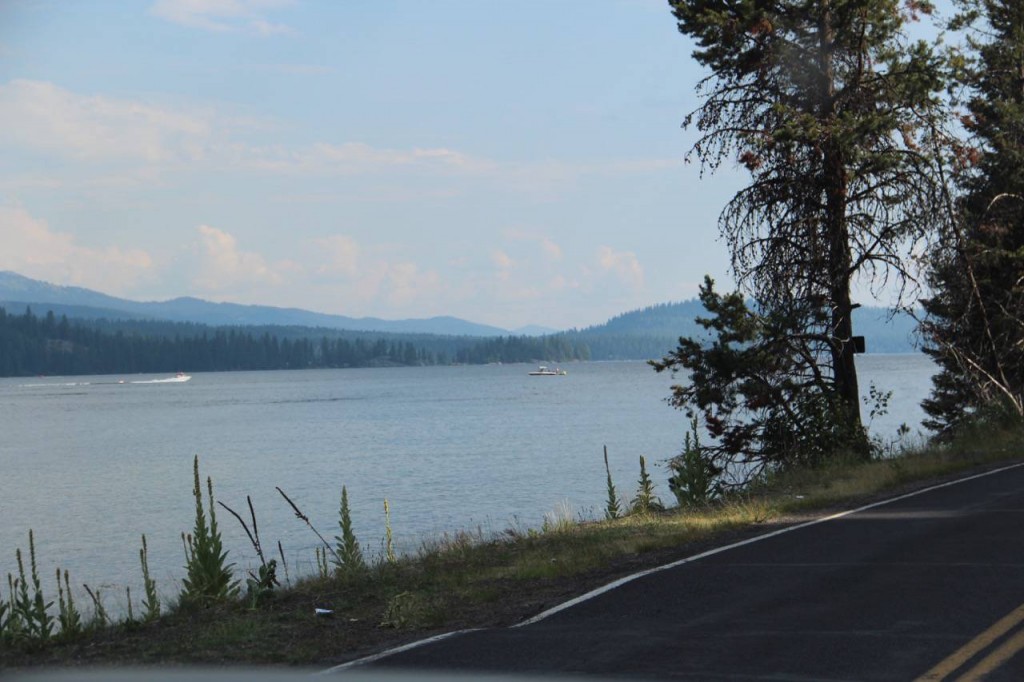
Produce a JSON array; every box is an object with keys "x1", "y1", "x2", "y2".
[
  {"x1": 0, "y1": 306, "x2": 588, "y2": 377},
  {"x1": 0, "y1": 298, "x2": 918, "y2": 378}
]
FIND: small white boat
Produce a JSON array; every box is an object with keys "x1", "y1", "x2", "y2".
[
  {"x1": 528, "y1": 365, "x2": 567, "y2": 376},
  {"x1": 130, "y1": 372, "x2": 192, "y2": 384}
]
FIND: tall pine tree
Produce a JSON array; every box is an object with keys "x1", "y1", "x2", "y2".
[
  {"x1": 921, "y1": 0, "x2": 1024, "y2": 434},
  {"x1": 665, "y1": 0, "x2": 949, "y2": 461}
]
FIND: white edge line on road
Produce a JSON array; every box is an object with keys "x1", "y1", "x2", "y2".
[
  {"x1": 319, "y1": 629, "x2": 482, "y2": 675},
  {"x1": 322, "y1": 460, "x2": 1024, "y2": 674}
]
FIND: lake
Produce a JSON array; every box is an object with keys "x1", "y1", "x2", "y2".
[{"x1": 0, "y1": 355, "x2": 935, "y2": 613}]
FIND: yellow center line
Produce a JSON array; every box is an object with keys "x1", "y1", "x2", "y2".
[
  {"x1": 955, "y1": 627, "x2": 1024, "y2": 681},
  {"x1": 916, "y1": 602, "x2": 1024, "y2": 681}
]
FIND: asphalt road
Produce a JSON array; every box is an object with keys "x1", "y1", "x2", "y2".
[{"x1": 342, "y1": 462, "x2": 1024, "y2": 681}]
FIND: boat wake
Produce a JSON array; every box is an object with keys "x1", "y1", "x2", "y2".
[
  {"x1": 131, "y1": 375, "x2": 192, "y2": 384},
  {"x1": 17, "y1": 374, "x2": 191, "y2": 388},
  {"x1": 18, "y1": 381, "x2": 93, "y2": 388}
]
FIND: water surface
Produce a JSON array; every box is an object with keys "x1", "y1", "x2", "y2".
[{"x1": 0, "y1": 356, "x2": 934, "y2": 610}]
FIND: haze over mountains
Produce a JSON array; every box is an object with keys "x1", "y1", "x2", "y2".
[
  {"x1": 0, "y1": 270, "x2": 918, "y2": 354},
  {"x1": 0, "y1": 271, "x2": 546, "y2": 337}
]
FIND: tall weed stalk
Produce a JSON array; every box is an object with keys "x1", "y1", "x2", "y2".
[
  {"x1": 315, "y1": 547, "x2": 330, "y2": 579},
  {"x1": 55, "y1": 569, "x2": 82, "y2": 638},
  {"x1": 219, "y1": 496, "x2": 279, "y2": 608},
  {"x1": 125, "y1": 587, "x2": 135, "y2": 624},
  {"x1": 181, "y1": 455, "x2": 238, "y2": 607},
  {"x1": 5, "y1": 574, "x2": 21, "y2": 640},
  {"x1": 603, "y1": 446, "x2": 622, "y2": 520},
  {"x1": 82, "y1": 584, "x2": 108, "y2": 629},
  {"x1": 277, "y1": 541, "x2": 290, "y2": 587},
  {"x1": 333, "y1": 486, "x2": 366, "y2": 575},
  {"x1": 7, "y1": 531, "x2": 55, "y2": 643},
  {"x1": 383, "y1": 499, "x2": 396, "y2": 564},
  {"x1": 139, "y1": 535, "x2": 161, "y2": 621},
  {"x1": 0, "y1": 586, "x2": 9, "y2": 641},
  {"x1": 277, "y1": 486, "x2": 338, "y2": 563},
  {"x1": 631, "y1": 455, "x2": 663, "y2": 514}
]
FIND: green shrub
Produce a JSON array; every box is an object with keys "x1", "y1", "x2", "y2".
[
  {"x1": 245, "y1": 560, "x2": 279, "y2": 609},
  {"x1": 668, "y1": 418, "x2": 722, "y2": 507}
]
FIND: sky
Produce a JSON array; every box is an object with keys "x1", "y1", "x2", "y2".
[{"x1": 0, "y1": 0, "x2": 753, "y2": 330}]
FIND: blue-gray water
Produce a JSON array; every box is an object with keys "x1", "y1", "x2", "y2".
[{"x1": 0, "y1": 356, "x2": 934, "y2": 612}]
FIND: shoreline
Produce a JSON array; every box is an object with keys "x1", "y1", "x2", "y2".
[{"x1": 3, "y1": 439, "x2": 1020, "y2": 669}]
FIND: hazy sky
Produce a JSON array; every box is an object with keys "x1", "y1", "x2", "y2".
[{"x1": 0, "y1": 1, "x2": 754, "y2": 330}]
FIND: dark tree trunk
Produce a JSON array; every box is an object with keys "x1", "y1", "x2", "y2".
[{"x1": 819, "y1": 0, "x2": 863, "y2": 433}]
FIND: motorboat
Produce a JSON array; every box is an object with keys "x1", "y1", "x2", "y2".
[
  {"x1": 130, "y1": 372, "x2": 192, "y2": 384},
  {"x1": 528, "y1": 366, "x2": 567, "y2": 376}
]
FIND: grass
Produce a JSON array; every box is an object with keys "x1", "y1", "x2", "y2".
[{"x1": 2, "y1": 425, "x2": 1023, "y2": 670}]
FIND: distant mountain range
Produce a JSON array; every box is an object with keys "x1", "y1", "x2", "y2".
[
  {"x1": 0, "y1": 270, "x2": 919, "y2": 354},
  {"x1": 565, "y1": 300, "x2": 918, "y2": 359},
  {"x1": 0, "y1": 271, "x2": 553, "y2": 337}
]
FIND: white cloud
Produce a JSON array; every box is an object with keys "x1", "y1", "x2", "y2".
[
  {"x1": 475, "y1": 234, "x2": 578, "y2": 307},
  {"x1": 491, "y1": 257, "x2": 512, "y2": 270},
  {"x1": 0, "y1": 80, "x2": 670, "y2": 203},
  {"x1": 491, "y1": 250, "x2": 515, "y2": 279},
  {"x1": 0, "y1": 80, "x2": 488, "y2": 181},
  {"x1": 0, "y1": 80, "x2": 212, "y2": 162},
  {"x1": 150, "y1": 0, "x2": 296, "y2": 35},
  {"x1": 380, "y1": 262, "x2": 443, "y2": 307},
  {"x1": 240, "y1": 142, "x2": 495, "y2": 175},
  {"x1": 502, "y1": 230, "x2": 564, "y2": 261},
  {"x1": 540, "y1": 238, "x2": 563, "y2": 261},
  {"x1": 597, "y1": 246, "x2": 645, "y2": 291},
  {"x1": 0, "y1": 206, "x2": 154, "y2": 294},
  {"x1": 193, "y1": 224, "x2": 286, "y2": 294},
  {"x1": 314, "y1": 235, "x2": 360, "y2": 277},
  {"x1": 548, "y1": 274, "x2": 579, "y2": 292},
  {"x1": 300, "y1": 234, "x2": 450, "y2": 315}
]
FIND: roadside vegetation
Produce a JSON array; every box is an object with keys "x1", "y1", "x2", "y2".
[{"x1": 2, "y1": 419, "x2": 1021, "y2": 669}]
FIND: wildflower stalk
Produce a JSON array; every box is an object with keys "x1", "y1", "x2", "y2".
[
  {"x1": 315, "y1": 547, "x2": 329, "y2": 579},
  {"x1": 82, "y1": 584, "x2": 108, "y2": 629},
  {"x1": 276, "y1": 486, "x2": 339, "y2": 563},
  {"x1": 181, "y1": 455, "x2": 238, "y2": 606},
  {"x1": 604, "y1": 446, "x2": 621, "y2": 520},
  {"x1": 27, "y1": 531, "x2": 54, "y2": 640},
  {"x1": 383, "y1": 499, "x2": 396, "y2": 564},
  {"x1": 125, "y1": 586, "x2": 135, "y2": 624},
  {"x1": 277, "y1": 541, "x2": 290, "y2": 587},
  {"x1": 631, "y1": 455, "x2": 662, "y2": 514},
  {"x1": 56, "y1": 568, "x2": 81, "y2": 638},
  {"x1": 140, "y1": 535, "x2": 160, "y2": 621},
  {"x1": 334, "y1": 486, "x2": 365, "y2": 575}
]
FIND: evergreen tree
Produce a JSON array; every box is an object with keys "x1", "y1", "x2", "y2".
[
  {"x1": 667, "y1": 0, "x2": 949, "y2": 454},
  {"x1": 653, "y1": 277, "x2": 859, "y2": 484},
  {"x1": 921, "y1": 0, "x2": 1024, "y2": 434}
]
